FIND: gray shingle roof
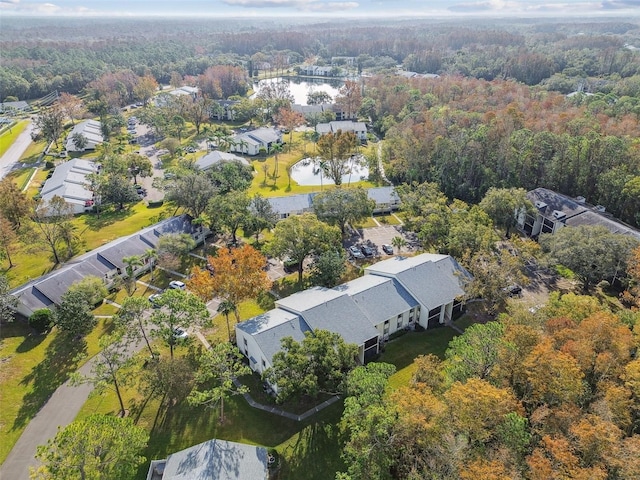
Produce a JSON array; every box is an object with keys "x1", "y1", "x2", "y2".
[
  {"x1": 527, "y1": 188, "x2": 640, "y2": 241},
  {"x1": 267, "y1": 193, "x2": 315, "y2": 216},
  {"x1": 157, "y1": 438, "x2": 268, "y2": 480},
  {"x1": 10, "y1": 215, "x2": 198, "y2": 315},
  {"x1": 97, "y1": 236, "x2": 154, "y2": 270},
  {"x1": 365, "y1": 253, "x2": 468, "y2": 310},
  {"x1": 340, "y1": 275, "x2": 418, "y2": 327},
  {"x1": 277, "y1": 287, "x2": 379, "y2": 346},
  {"x1": 195, "y1": 151, "x2": 249, "y2": 171},
  {"x1": 238, "y1": 308, "x2": 311, "y2": 365},
  {"x1": 367, "y1": 186, "x2": 399, "y2": 205}
]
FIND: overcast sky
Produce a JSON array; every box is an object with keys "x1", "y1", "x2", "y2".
[{"x1": 0, "y1": 0, "x2": 639, "y2": 18}]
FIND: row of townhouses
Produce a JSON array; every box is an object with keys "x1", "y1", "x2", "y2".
[{"x1": 236, "y1": 253, "x2": 469, "y2": 390}]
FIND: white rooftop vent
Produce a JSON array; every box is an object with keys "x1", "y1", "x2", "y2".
[
  {"x1": 535, "y1": 201, "x2": 548, "y2": 210},
  {"x1": 552, "y1": 210, "x2": 567, "y2": 220},
  {"x1": 575, "y1": 196, "x2": 586, "y2": 204},
  {"x1": 595, "y1": 205, "x2": 606, "y2": 213}
]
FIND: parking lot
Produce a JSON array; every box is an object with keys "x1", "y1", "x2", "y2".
[{"x1": 344, "y1": 223, "x2": 417, "y2": 260}]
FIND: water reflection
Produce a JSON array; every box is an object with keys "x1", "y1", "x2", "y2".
[
  {"x1": 290, "y1": 155, "x2": 368, "y2": 186},
  {"x1": 253, "y1": 77, "x2": 343, "y2": 105}
]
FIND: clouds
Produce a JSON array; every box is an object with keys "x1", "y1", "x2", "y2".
[
  {"x1": 222, "y1": 0, "x2": 359, "y2": 11},
  {"x1": 0, "y1": 0, "x2": 638, "y2": 16}
]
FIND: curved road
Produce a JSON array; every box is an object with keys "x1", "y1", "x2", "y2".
[{"x1": 0, "y1": 121, "x2": 34, "y2": 180}]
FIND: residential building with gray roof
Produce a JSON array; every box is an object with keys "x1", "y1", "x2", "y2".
[
  {"x1": 236, "y1": 253, "x2": 469, "y2": 386},
  {"x1": 146, "y1": 438, "x2": 268, "y2": 480}
]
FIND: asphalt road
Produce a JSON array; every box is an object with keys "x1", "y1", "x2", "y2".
[
  {"x1": 0, "y1": 357, "x2": 94, "y2": 479},
  {"x1": 0, "y1": 121, "x2": 34, "y2": 180}
]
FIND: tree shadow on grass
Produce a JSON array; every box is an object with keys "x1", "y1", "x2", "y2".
[
  {"x1": 15, "y1": 330, "x2": 47, "y2": 353},
  {"x1": 280, "y1": 417, "x2": 346, "y2": 480},
  {"x1": 82, "y1": 208, "x2": 136, "y2": 230},
  {"x1": 12, "y1": 333, "x2": 87, "y2": 431}
]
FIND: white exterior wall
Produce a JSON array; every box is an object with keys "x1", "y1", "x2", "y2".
[
  {"x1": 374, "y1": 307, "x2": 416, "y2": 340},
  {"x1": 236, "y1": 327, "x2": 271, "y2": 375}
]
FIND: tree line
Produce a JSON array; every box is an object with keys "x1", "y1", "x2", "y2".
[{"x1": 2, "y1": 17, "x2": 640, "y2": 101}]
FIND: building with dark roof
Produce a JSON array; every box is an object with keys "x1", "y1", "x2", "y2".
[
  {"x1": 518, "y1": 188, "x2": 640, "y2": 241},
  {"x1": 236, "y1": 253, "x2": 469, "y2": 387},
  {"x1": 10, "y1": 215, "x2": 207, "y2": 318}
]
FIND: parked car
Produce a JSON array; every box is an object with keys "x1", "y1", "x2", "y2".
[
  {"x1": 360, "y1": 245, "x2": 375, "y2": 257},
  {"x1": 172, "y1": 327, "x2": 188, "y2": 339},
  {"x1": 382, "y1": 244, "x2": 394, "y2": 255},
  {"x1": 148, "y1": 293, "x2": 162, "y2": 307},
  {"x1": 169, "y1": 280, "x2": 186, "y2": 290},
  {"x1": 283, "y1": 258, "x2": 298, "y2": 273},
  {"x1": 348, "y1": 245, "x2": 365, "y2": 259},
  {"x1": 505, "y1": 284, "x2": 522, "y2": 297}
]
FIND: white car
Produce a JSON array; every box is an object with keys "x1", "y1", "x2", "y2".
[
  {"x1": 172, "y1": 327, "x2": 189, "y2": 339},
  {"x1": 168, "y1": 280, "x2": 186, "y2": 290}
]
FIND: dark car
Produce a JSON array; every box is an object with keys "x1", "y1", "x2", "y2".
[
  {"x1": 283, "y1": 258, "x2": 298, "y2": 273},
  {"x1": 348, "y1": 245, "x2": 365, "y2": 259},
  {"x1": 382, "y1": 244, "x2": 393, "y2": 255},
  {"x1": 360, "y1": 245, "x2": 375, "y2": 257},
  {"x1": 505, "y1": 285, "x2": 522, "y2": 296}
]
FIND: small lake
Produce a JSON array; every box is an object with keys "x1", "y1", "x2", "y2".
[
  {"x1": 253, "y1": 77, "x2": 343, "y2": 105},
  {"x1": 290, "y1": 156, "x2": 369, "y2": 186}
]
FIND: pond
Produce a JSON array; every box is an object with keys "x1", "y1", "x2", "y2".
[
  {"x1": 290, "y1": 156, "x2": 369, "y2": 186},
  {"x1": 253, "y1": 77, "x2": 343, "y2": 105}
]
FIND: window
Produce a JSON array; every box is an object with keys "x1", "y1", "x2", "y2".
[
  {"x1": 384, "y1": 320, "x2": 390, "y2": 334},
  {"x1": 397, "y1": 314, "x2": 403, "y2": 329},
  {"x1": 262, "y1": 359, "x2": 266, "y2": 368}
]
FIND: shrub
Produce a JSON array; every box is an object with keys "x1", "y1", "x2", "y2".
[{"x1": 29, "y1": 308, "x2": 53, "y2": 333}]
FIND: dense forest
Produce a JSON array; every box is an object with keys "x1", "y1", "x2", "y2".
[
  {"x1": 338, "y1": 294, "x2": 640, "y2": 480},
  {"x1": 370, "y1": 75, "x2": 640, "y2": 226},
  {"x1": 2, "y1": 17, "x2": 640, "y2": 100}
]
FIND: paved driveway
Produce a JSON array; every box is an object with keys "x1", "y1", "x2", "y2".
[
  {"x1": 0, "y1": 120, "x2": 34, "y2": 180},
  {"x1": 345, "y1": 223, "x2": 416, "y2": 259}
]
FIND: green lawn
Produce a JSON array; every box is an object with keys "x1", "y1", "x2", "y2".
[
  {"x1": 69, "y1": 325, "x2": 459, "y2": 479},
  {"x1": 8, "y1": 167, "x2": 35, "y2": 191},
  {"x1": 0, "y1": 120, "x2": 27, "y2": 157},
  {"x1": 5, "y1": 202, "x2": 172, "y2": 289},
  {"x1": 381, "y1": 326, "x2": 458, "y2": 389},
  {"x1": 0, "y1": 319, "x2": 115, "y2": 463}
]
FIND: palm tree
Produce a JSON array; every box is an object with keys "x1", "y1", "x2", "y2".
[
  {"x1": 269, "y1": 143, "x2": 283, "y2": 183},
  {"x1": 315, "y1": 158, "x2": 328, "y2": 191},
  {"x1": 122, "y1": 255, "x2": 143, "y2": 296},
  {"x1": 217, "y1": 299, "x2": 237, "y2": 342},
  {"x1": 144, "y1": 248, "x2": 157, "y2": 282},
  {"x1": 391, "y1": 236, "x2": 407, "y2": 256}
]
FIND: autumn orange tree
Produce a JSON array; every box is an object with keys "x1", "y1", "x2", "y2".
[
  {"x1": 187, "y1": 244, "x2": 271, "y2": 340},
  {"x1": 338, "y1": 293, "x2": 640, "y2": 480}
]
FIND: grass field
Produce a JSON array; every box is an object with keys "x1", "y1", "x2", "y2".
[
  {"x1": 67, "y1": 322, "x2": 459, "y2": 479},
  {"x1": 0, "y1": 319, "x2": 116, "y2": 463},
  {"x1": 0, "y1": 120, "x2": 27, "y2": 158},
  {"x1": 4, "y1": 202, "x2": 172, "y2": 288}
]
